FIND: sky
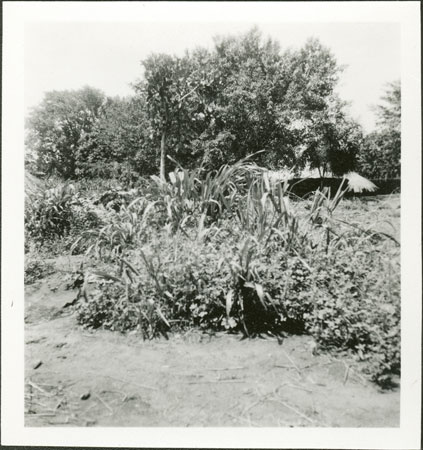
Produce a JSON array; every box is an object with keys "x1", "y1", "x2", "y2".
[{"x1": 25, "y1": 22, "x2": 400, "y2": 132}]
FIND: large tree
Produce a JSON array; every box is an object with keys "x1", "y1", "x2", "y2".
[
  {"x1": 190, "y1": 32, "x2": 355, "y2": 173},
  {"x1": 26, "y1": 86, "x2": 105, "y2": 178},
  {"x1": 280, "y1": 38, "x2": 364, "y2": 176},
  {"x1": 294, "y1": 96, "x2": 363, "y2": 177},
  {"x1": 134, "y1": 52, "x2": 215, "y2": 180},
  {"x1": 26, "y1": 28, "x2": 364, "y2": 181},
  {"x1": 76, "y1": 96, "x2": 156, "y2": 179},
  {"x1": 375, "y1": 80, "x2": 401, "y2": 132},
  {"x1": 357, "y1": 80, "x2": 401, "y2": 178},
  {"x1": 204, "y1": 28, "x2": 294, "y2": 168}
]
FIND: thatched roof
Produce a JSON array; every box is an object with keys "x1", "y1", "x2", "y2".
[{"x1": 344, "y1": 172, "x2": 378, "y2": 193}]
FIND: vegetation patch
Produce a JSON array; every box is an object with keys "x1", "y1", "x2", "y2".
[
  {"x1": 24, "y1": 27, "x2": 401, "y2": 391},
  {"x1": 35, "y1": 162, "x2": 399, "y2": 388},
  {"x1": 25, "y1": 258, "x2": 55, "y2": 285}
]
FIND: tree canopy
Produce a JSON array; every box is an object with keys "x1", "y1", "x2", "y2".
[
  {"x1": 357, "y1": 81, "x2": 401, "y2": 179},
  {"x1": 25, "y1": 28, "x2": 396, "y2": 181},
  {"x1": 26, "y1": 86, "x2": 105, "y2": 178}
]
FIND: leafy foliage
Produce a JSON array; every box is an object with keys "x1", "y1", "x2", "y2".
[
  {"x1": 25, "y1": 184, "x2": 78, "y2": 244},
  {"x1": 298, "y1": 97, "x2": 363, "y2": 176},
  {"x1": 25, "y1": 181, "x2": 104, "y2": 253},
  {"x1": 26, "y1": 86, "x2": 106, "y2": 178},
  {"x1": 26, "y1": 29, "x2": 365, "y2": 180},
  {"x1": 375, "y1": 80, "x2": 401, "y2": 131},
  {"x1": 305, "y1": 242, "x2": 400, "y2": 387},
  {"x1": 134, "y1": 51, "x2": 217, "y2": 179},
  {"x1": 357, "y1": 81, "x2": 401, "y2": 179},
  {"x1": 76, "y1": 282, "x2": 140, "y2": 332},
  {"x1": 77, "y1": 96, "x2": 157, "y2": 179},
  {"x1": 74, "y1": 198, "x2": 156, "y2": 260}
]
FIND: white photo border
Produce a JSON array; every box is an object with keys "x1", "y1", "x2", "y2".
[{"x1": 2, "y1": 1, "x2": 421, "y2": 448}]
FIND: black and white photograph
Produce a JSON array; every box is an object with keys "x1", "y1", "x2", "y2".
[{"x1": 2, "y1": 1, "x2": 421, "y2": 448}]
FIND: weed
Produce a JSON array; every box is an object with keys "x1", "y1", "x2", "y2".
[
  {"x1": 25, "y1": 184, "x2": 77, "y2": 245},
  {"x1": 25, "y1": 258, "x2": 55, "y2": 284}
]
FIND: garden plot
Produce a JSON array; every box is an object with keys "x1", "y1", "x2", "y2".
[{"x1": 25, "y1": 183, "x2": 400, "y2": 427}]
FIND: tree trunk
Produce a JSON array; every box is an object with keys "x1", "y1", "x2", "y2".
[{"x1": 160, "y1": 128, "x2": 166, "y2": 181}]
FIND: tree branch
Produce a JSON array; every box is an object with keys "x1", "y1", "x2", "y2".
[{"x1": 178, "y1": 83, "x2": 201, "y2": 105}]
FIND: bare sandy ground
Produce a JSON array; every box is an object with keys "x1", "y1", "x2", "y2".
[{"x1": 25, "y1": 270, "x2": 399, "y2": 427}]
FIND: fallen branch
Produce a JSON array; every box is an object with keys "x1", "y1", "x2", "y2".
[
  {"x1": 241, "y1": 393, "x2": 273, "y2": 415},
  {"x1": 280, "y1": 383, "x2": 313, "y2": 393},
  {"x1": 343, "y1": 362, "x2": 351, "y2": 385},
  {"x1": 94, "y1": 393, "x2": 113, "y2": 414},
  {"x1": 274, "y1": 360, "x2": 336, "y2": 371},
  {"x1": 27, "y1": 399, "x2": 52, "y2": 409},
  {"x1": 272, "y1": 399, "x2": 315, "y2": 424},
  {"x1": 182, "y1": 379, "x2": 246, "y2": 385},
  {"x1": 242, "y1": 400, "x2": 262, "y2": 414},
  {"x1": 27, "y1": 380, "x2": 55, "y2": 397},
  {"x1": 226, "y1": 412, "x2": 259, "y2": 427},
  {"x1": 47, "y1": 418, "x2": 79, "y2": 425},
  {"x1": 281, "y1": 350, "x2": 302, "y2": 375},
  {"x1": 273, "y1": 364, "x2": 296, "y2": 370}
]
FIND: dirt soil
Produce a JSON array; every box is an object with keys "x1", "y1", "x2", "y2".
[{"x1": 25, "y1": 262, "x2": 400, "y2": 428}]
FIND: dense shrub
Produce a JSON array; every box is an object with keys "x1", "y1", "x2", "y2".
[
  {"x1": 25, "y1": 184, "x2": 78, "y2": 245},
  {"x1": 72, "y1": 196, "x2": 157, "y2": 260},
  {"x1": 357, "y1": 130, "x2": 401, "y2": 179},
  {"x1": 76, "y1": 283, "x2": 139, "y2": 332},
  {"x1": 304, "y1": 242, "x2": 400, "y2": 386},
  {"x1": 76, "y1": 235, "x2": 232, "y2": 334},
  {"x1": 356, "y1": 81, "x2": 401, "y2": 180},
  {"x1": 25, "y1": 182, "x2": 106, "y2": 255}
]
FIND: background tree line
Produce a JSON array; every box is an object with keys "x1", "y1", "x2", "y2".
[{"x1": 25, "y1": 28, "x2": 401, "y2": 182}]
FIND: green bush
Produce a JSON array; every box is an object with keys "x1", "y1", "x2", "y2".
[
  {"x1": 25, "y1": 182, "x2": 106, "y2": 255},
  {"x1": 75, "y1": 259, "x2": 172, "y2": 339},
  {"x1": 76, "y1": 283, "x2": 139, "y2": 331},
  {"x1": 25, "y1": 184, "x2": 77, "y2": 245},
  {"x1": 304, "y1": 242, "x2": 400, "y2": 387},
  {"x1": 75, "y1": 233, "x2": 231, "y2": 334},
  {"x1": 73, "y1": 197, "x2": 157, "y2": 259},
  {"x1": 134, "y1": 236, "x2": 232, "y2": 331}
]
